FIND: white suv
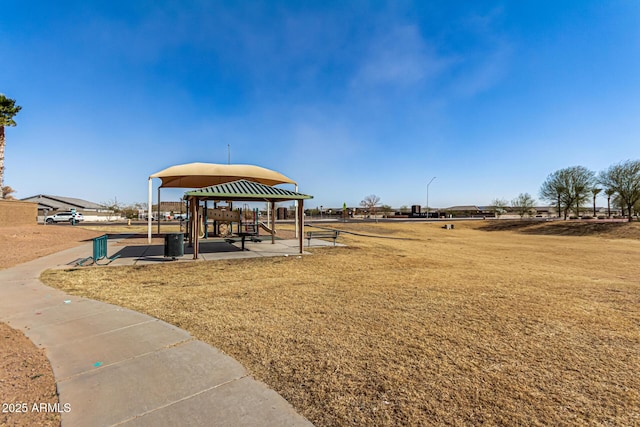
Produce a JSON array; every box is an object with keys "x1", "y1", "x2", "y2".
[{"x1": 45, "y1": 212, "x2": 84, "y2": 224}]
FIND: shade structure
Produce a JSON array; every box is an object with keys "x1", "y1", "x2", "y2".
[
  {"x1": 185, "y1": 179, "x2": 312, "y2": 256},
  {"x1": 149, "y1": 162, "x2": 296, "y2": 188},
  {"x1": 184, "y1": 179, "x2": 312, "y2": 202},
  {"x1": 148, "y1": 163, "x2": 299, "y2": 242}
]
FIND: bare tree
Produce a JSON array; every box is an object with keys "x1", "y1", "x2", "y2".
[
  {"x1": 101, "y1": 197, "x2": 123, "y2": 221},
  {"x1": 121, "y1": 202, "x2": 146, "y2": 219},
  {"x1": 511, "y1": 193, "x2": 536, "y2": 218},
  {"x1": 540, "y1": 166, "x2": 595, "y2": 219},
  {"x1": 599, "y1": 160, "x2": 640, "y2": 222},
  {"x1": 540, "y1": 171, "x2": 566, "y2": 218},
  {"x1": 1, "y1": 185, "x2": 16, "y2": 200},
  {"x1": 360, "y1": 194, "x2": 381, "y2": 221},
  {"x1": 491, "y1": 198, "x2": 509, "y2": 218}
]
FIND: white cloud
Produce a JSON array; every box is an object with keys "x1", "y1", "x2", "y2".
[
  {"x1": 351, "y1": 25, "x2": 453, "y2": 89},
  {"x1": 287, "y1": 119, "x2": 363, "y2": 164},
  {"x1": 451, "y1": 42, "x2": 511, "y2": 98}
]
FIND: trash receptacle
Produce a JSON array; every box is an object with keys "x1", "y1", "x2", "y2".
[{"x1": 164, "y1": 233, "x2": 184, "y2": 258}]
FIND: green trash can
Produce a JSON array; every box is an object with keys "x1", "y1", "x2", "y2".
[{"x1": 164, "y1": 233, "x2": 184, "y2": 258}]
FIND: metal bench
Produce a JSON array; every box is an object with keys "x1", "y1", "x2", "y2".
[
  {"x1": 306, "y1": 230, "x2": 340, "y2": 246},
  {"x1": 77, "y1": 235, "x2": 121, "y2": 266}
]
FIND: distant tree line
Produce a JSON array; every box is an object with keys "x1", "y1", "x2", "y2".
[{"x1": 539, "y1": 161, "x2": 640, "y2": 221}]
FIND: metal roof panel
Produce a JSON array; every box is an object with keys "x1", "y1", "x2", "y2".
[{"x1": 184, "y1": 179, "x2": 312, "y2": 201}]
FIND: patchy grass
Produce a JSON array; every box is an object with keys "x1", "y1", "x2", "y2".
[{"x1": 41, "y1": 221, "x2": 640, "y2": 426}]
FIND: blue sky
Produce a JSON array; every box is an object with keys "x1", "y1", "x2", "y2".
[{"x1": 1, "y1": 1, "x2": 639, "y2": 209}]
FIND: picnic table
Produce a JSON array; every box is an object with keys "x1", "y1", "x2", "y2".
[{"x1": 226, "y1": 232, "x2": 262, "y2": 251}]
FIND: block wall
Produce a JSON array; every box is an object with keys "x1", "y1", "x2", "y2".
[{"x1": 0, "y1": 200, "x2": 38, "y2": 226}]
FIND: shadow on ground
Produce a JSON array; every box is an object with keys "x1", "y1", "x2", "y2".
[
  {"x1": 477, "y1": 220, "x2": 639, "y2": 238},
  {"x1": 111, "y1": 240, "x2": 241, "y2": 262}
]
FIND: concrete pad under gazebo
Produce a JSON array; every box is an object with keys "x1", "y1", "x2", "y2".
[{"x1": 184, "y1": 180, "x2": 313, "y2": 257}]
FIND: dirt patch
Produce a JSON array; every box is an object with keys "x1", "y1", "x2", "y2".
[
  {"x1": 0, "y1": 323, "x2": 61, "y2": 427},
  {"x1": 0, "y1": 225, "x2": 102, "y2": 269}
]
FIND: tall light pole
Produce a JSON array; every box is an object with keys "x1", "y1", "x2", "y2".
[{"x1": 427, "y1": 176, "x2": 436, "y2": 219}]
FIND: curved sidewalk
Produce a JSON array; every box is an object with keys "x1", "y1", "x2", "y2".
[{"x1": 0, "y1": 242, "x2": 313, "y2": 427}]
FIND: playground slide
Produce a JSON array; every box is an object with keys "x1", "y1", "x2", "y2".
[{"x1": 259, "y1": 222, "x2": 276, "y2": 234}]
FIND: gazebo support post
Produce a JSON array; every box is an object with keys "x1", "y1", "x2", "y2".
[
  {"x1": 192, "y1": 197, "x2": 199, "y2": 259},
  {"x1": 295, "y1": 184, "x2": 299, "y2": 238},
  {"x1": 204, "y1": 200, "x2": 208, "y2": 239},
  {"x1": 298, "y1": 199, "x2": 304, "y2": 254},
  {"x1": 213, "y1": 201, "x2": 217, "y2": 236},
  {"x1": 188, "y1": 197, "x2": 193, "y2": 247},
  {"x1": 157, "y1": 187, "x2": 161, "y2": 235},
  {"x1": 147, "y1": 178, "x2": 153, "y2": 243},
  {"x1": 271, "y1": 201, "x2": 276, "y2": 244}
]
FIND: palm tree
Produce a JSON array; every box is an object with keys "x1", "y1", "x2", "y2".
[
  {"x1": 605, "y1": 188, "x2": 616, "y2": 218},
  {"x1": 0, "y1": 94, "x2": 22, "y2": 199},
  {"x1": 591, "y1": 187, "x2": 602, "y2": 217}
]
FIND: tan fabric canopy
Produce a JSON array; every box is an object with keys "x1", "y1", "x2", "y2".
[{"x1": 149, "y1": 162, "x2": 296, "y2": 188}]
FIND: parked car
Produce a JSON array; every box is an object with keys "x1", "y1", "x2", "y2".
[{"x1": 45, "y1": 212, "x2": 84, "y2": 224}]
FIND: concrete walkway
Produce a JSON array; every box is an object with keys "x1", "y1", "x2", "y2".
[{"x1": 0, "y1": 239, "x2": 315, "y2": 426}]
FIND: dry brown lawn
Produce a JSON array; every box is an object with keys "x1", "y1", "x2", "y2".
[{"x1": 40, "y1": 221, "x2": 640, "y2": 426}]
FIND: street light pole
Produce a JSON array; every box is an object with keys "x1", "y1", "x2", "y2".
[{"x1": 427, "y1": 176, "x2": 436, "y2": 219}]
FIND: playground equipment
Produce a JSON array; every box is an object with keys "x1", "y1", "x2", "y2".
[
  {"x1": 183, "y1": 179, "x2": 311, "y2": 258},
  {"x1": 259, "y1": 222, "x2": 275, "y2": 235},
  {"x1": 240, "y1": 204, "x2": 259, "y2": 235},
  {"x1": 184, "y1": 200, "x2": 268, "y2": 242},
  {"x1": 208, "y1": 205, "x2": 240, "y2": 236}
]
